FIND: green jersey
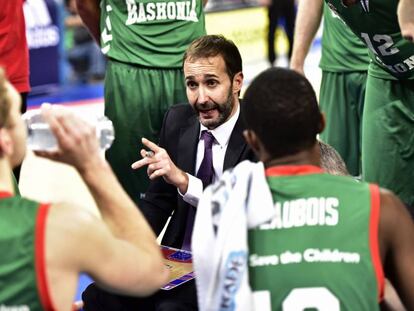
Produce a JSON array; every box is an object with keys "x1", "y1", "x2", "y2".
[
  {"x1": 12, "y1": 174, "x2": 20, "y2": 196},
  {"x1": 320, "y1": 3, "x2": 369, "y2": 72},
  {"x1": 325, "y1": 0, "x2": 414, "y2": 80},
  {"x1": 248, "y1": 165, "x2": 383, "y2": 310},
  {"x1": 100, "y1": 0, "x2": 206, "y2": 68},
  {"x1": 0, "y1": 192, "x2": 53, "y2": 310}
]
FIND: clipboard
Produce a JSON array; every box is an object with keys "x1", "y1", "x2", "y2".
[{"x1": 161, "y1": 245, "x2": 195, "y2": 290}]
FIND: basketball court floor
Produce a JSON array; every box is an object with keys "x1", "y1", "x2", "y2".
[{"x1": 20, "y1": 46, "x2": 322, "y2": 302}]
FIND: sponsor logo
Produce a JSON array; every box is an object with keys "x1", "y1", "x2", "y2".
[
  {"x1": 23, "y1": 0, "x2": 60, "y2": 49},
  {"x1": 101, "y1": 5, "x2": 113, "y2": 54},
  {"x1": 375, "y1": 54, "x2": 414, "y2": 75},
  {"x1": 260, "y1": 197, "x2": 339, "y2": 230},
  {"x1": 125, "y1": 0, "x2": 199, "y2": 24},
  {"x1": 250, "y1": 248, "x2": 360, "y2": 267}
]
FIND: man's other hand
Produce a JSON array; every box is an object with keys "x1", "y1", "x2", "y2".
[{"x1": 131, "y1": 138, "x2": 189, "y2": 193}]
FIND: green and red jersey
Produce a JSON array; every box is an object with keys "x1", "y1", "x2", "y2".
[
  {"x1": 0, "y1": 192, "x2": 54, "y2": 310},
  {"x1": 319, "y1": 3, "x2": 369, "y2": 72},
  {"x1": 324, "y1": 0, "x2": 414, "y2": 80},
  {"x1": 248, "y1": 165, "x2": 384, "y2": 310},
  {"x1": 99, "y1": 0, "x2": 206, "y2": 68}
]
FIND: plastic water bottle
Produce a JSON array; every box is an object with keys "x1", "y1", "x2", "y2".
[{"x1": 22, "y1": 106, "x2": 115, "y2": 151}]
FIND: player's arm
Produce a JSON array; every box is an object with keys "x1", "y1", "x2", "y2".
[
  {"x1": 75, "y1": 0, "x2": 101, "y2": 44},
  {"x1": 398, "y1": 0, "x2": 414, "y2": 41},
  {"x1": 45, "y1": 204, "x2": 168, "y2": 310},
  {"x1": 37, "y1": 106, "x2": 169, "y2": 295},
  {"x1": 79, "y1": 215, "x2": 167, "y2": 296},
  {"x1": 290, "y1": 0, "x2": 324, "y2": 75},
  {"x1": 379, "y1": 189, "x2": 414, "y2": 309},
  {"x1": 56, "y1": 205, "x2": 168, "y2": 297}
]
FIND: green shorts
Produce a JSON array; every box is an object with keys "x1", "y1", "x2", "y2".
[
  {"x1": 362, "y1": 75, "x2": 414, "y2": 206},
  {"x1": 319, "y1": 71, "x2": 366, "y2": 176},
  {"x1": 104, "y1": 59, "x2": 187, "y2": 205}
]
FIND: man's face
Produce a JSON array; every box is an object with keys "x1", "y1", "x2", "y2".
[
  {"x1": 5, "y1": 82, "x2": 27, "y2": 167},
  {"x1": 184, "y1": 55, "x2": 242, "y2": 130}
]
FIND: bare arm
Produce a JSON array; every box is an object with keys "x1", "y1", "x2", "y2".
[
  {"x1": 379, "y1": 189, "x2": 414, "y2": 309},
  {"x1": 398, "y1": 0, "x2": 414, "y2": 41},
  {"x1": 75, "y1": 0, "x2": 101, "y2": 44},
  {"x1": 290, "y1": 0, "x2": 324, "y2": 75},
  {"x1": 38, "y1": 107, "x2": 168, "y2": 298}
]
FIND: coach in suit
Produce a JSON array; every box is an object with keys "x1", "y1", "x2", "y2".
[
  {"x1": 138, "y1": 101, "x2": 254, "y2": 247},
  {"x1": 82, "y1": 34, "x2": 256, "y2": 310},
  {"x1": 133, "y1": 35, "x2": 256, "y2": 250}
]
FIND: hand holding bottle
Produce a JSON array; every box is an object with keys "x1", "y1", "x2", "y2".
[
  {"x1": 22, "y1": 103, "x2": 114, "y2": 152},
  {"x1": 31, "y1": 104, "x2": 110, "y2": 173}
]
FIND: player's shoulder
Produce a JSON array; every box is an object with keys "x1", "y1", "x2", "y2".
[
  {"x1": 378, "y1": 187, "x2": 405, "y2": 210},
  {"x1": 47, "y1": 202, "x2": 102, "y2": 241},
  {"x1": 377, "y1": 187, "x2": 413, "y2": 229},
  {"x1": 377, "y1": 187, "x2": 414, "y2": 269},
  {"x1": 45, "y1": 203, "x2": 111, "y2": 277}
]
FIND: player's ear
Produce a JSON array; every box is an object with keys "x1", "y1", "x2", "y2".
[
  {"x1": 0, "y1": 128, "x2": 13, "y2": 157},
  {"x1": 243, "y1": 129, "x2": 260, "y2": 153}
]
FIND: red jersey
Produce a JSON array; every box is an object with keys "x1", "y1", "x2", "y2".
[{"x1": 0, "y1": 0, "x2": 30, "y2": 93}]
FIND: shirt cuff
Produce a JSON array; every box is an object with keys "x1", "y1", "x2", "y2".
[{"x1": 179, "y1": 173, "x2": 203, "y2": 207}]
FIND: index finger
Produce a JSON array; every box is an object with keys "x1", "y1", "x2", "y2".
[{"x1": 142, "y1": 137, "x2": 161, "y2": 153}]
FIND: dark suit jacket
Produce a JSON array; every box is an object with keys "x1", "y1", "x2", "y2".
[{"x1": 140, "y1": 103, "x2": 256, "y2": 248}]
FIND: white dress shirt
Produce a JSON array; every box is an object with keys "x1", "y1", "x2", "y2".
[{"x1": 180, "y1": 104, "x2": 241, "y2": 207}]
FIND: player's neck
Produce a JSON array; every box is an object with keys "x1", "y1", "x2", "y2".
[
  {"x1": 0, "y1": 160, "x2": 14, "y2": 195},
  {"x1": 264, "y1": 145, "x2": 320, "y2": 169}
]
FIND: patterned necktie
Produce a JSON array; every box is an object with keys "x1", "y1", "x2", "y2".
[{"x1": 182, "y1": 130, "x2": 215, "y2": 250}]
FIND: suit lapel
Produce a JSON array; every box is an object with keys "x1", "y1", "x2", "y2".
[
  {"x1": 223, "y1": 113, "x2": 247, "y2": 170},
  {"x1": 177, "y1": 115, "x2": 200, "y2": 175}
]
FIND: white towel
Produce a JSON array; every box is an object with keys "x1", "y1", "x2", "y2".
[{"x1": 192, "y1": 160, "x2": 275, "y2": 311}]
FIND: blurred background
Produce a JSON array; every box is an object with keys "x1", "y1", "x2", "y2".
[{"x1": 24, "y1": 0, "x2": 322, "y2": 96}]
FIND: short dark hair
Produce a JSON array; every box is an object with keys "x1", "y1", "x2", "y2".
[
  {"x1": 318, "y1": 140, "x2": 349, "y2": 176},
  {"x1": 183, "y1": 35, "x2": 242, "y2": 80},
  {"x1": 243, "y1": 67, "x2": 322, "y2": 158}
]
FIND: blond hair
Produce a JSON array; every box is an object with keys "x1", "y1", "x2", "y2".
[{"x1": 0, "y1": 68, "x2": 11, "y2": 129}]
